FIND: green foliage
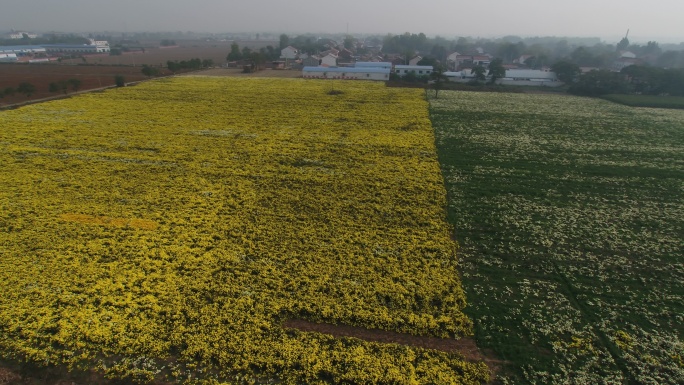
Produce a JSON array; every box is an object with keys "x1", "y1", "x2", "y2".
[
  {"x1": 430, "y1": 65, "x2": 449, "y2": 98},
  {"x1": 227, "y1": 42, "x2": 242, "y2": 61},
  {"x1": 167, "y1": 58, "x2": 203, "y2": 73},
  {"x1": 114, "y1": 75, "x2": 125, "y2": 87},
  {"x1": 601, "y1": 94, "x2": 684, "y2": 109},
  {"x1": 416, "y1": 56, "x2": 439, "y2": 67},
  {"x1": 160, "y1": 39, "x2": 176, "y2": 47},
  {"x1": 343, "y1": 35, "x2": 356, "y2": 49},
  {"x1": 141, "y1": 65, "x2": 160, "y2": 77},
  {"x1": 48, "y1": 82, "x2": 61, "y2": 93},
  {"x1": 431, "y1": 91, "x2": 684, "y2": 384},
  {"x1": 470, "y1": 65, "x2": 486, "y2": 83},
  {"x1": 16, "y1": 82, "x2": 36, "y2": 97},
  {"x1": 551, "y1": 60, "x2": 581, "y2": 83},
  {"x1": 68, "y1": 78, "x2": 81, "y2": 91},
  {"x1": 382, "y1": 32, "x2": 430, "y2": 54},
  {"x1": 279, "y1": 33, "x2": 289, "y2": 50},
  {"x1": 487, "y1": 58, "x2": 505, "y2": 83},
  {"x1": 568, "y1": 69, "x2": 631, "y2": 96},
  {"x1": 48, "y1": 79, "x2": 79, "y2": 94},
  {"x1": 568, "y1": 66, "x2": 684, "y2": 97}
]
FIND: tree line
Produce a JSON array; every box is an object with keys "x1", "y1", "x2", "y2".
[{"x1": 571, "y1": 65, "x2": 684, "y2": 96}]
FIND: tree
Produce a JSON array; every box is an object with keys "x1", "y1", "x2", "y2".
[
  {"x1": 471, "y1": 65, "x2": 486, "y2": 83},
  {"x1": 279, "y1": 34, "x2": 289, "y2": 50},
  {"x1": 488, "y1": 58, "x2": 506, "y2": 84},
  {"x1": 249, "y1": 52, "x2": 265, "y2": 71},
  {"x1": 551, "y1": 61, "x2": 581, "y2": 84},
  {"x1": 141, "y1": 65, "x2": 160, "y2": 77},
  {"x1": 167, "y1": 61, "x2": 181, "y2": 73},
  {"x1": 430, "y1": 65, "x2": 449, "y2": 98},
  {"x1": 68, "y1": 78, "x2": 81, "y2": 91},
  {"x1": 202, "y1": 59, "x2": 214, "y2": 68},
  {"x1": 343, "y1": 35, "x2": 356, "y2": 49},
  {"x1": 114, "y1": 75, "x2": 125, "y2": 87},
  {"x1": 48, "y1": 82, "x2": 61, "y2": 93},
  {"x1": 17, "y1": 82, "x2": 36, "y2": 97},
  {"x1": 617, "y1": 36, "x2": 630, "y2": 51},
  {"x1": 227, "y1": 43, "x2": 242, "y2": 61},
  {"x1": 430, "y1": 44, "x2": 448, "y2": 63},
  {"x1": 568, "y1": 70, "x2": 631, "y2": 96},
  {"x1": 241, "y1": 46, "x2": 252, "y2": 58},
  {"x1": 417, "y1": 56, "x2": 439, "y2": 67},
  {"x1": 3, "y1": 87, "x2": 15, "y2": 97}
]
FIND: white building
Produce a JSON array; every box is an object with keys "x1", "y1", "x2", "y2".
[
  {"x1": 0, "y1": 53, "x2": 18, "y2": 62},
  {"x1": 502, "y1": 69, "x2": 558, "y2": 84},
  {"x1": 280, "y1": 46, "x2": 298, "y2": 59},
  {"x1": 89, "y1": 39, "x2": 110, "y2": 52},
  {"x1": 321, "y1": 53, "x2": 338, "y2": 67},
  {"x1": 619, "y1": 51, "x2": 637, "y2": 59},
  {"x1": 446, "y1": 52, "x2": 461, "y2": 70},
  {"x1": 42, "y1": 44, "x2": 100, "y2": 54},
  {"x1": 302, "y1": 66, "x2": 390, "y2": 81},
  {"x1": 444, "y1": 69, "x2": 561, "y2": 86},
  {"x1": 394, "y1": 65, "x2": 433, "y2": 77},
  {"x1": 9, "y1": 31, "x2": 37, "y2": 39},
  {"x1": 0, "y1": 45, "x2": 46, "y2": 55}
]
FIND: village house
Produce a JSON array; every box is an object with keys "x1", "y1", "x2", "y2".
[
  {"x1": 408, "y1": 56, "x2": 422, "y2": 66},
  {"x1": 280, "y1": 46, "x2": 298, "y2": 60},
  {"x1": 446, "y1": 52, "x2": 461, "y2": 70},
  {"x1": 300, "y1": 55, "x2": 319, "y2": 67},
  {"x1": 320, "y1": 53, "x2": 338, "y2": 67}
]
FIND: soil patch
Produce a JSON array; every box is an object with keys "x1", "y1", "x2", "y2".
[
  {"x1": 285, "y1": 318, "x2": 485, "y2": 361},
  {"x1": 284, "y1": 319, "x2": 506, "y2": 382}
]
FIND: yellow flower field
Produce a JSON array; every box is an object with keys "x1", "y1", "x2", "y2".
[{"x1": 0, "y1": 77, "x2": 486, "y2": 384}]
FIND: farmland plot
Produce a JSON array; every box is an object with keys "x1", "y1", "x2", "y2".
[
  {"x1": 0, "y1": 78, "x2": 487, "y2": 384},
  {"x1": 431, "y1": 91, "x2": 684, "y2": 384}
]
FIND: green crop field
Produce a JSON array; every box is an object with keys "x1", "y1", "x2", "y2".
[{"x1": 430, "y1": 91, "x2": 684, "y2": 384}]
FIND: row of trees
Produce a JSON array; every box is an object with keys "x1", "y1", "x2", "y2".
[
  {"x1": 1, "y1": 76, "x2": 126, "y2": 103},
  {"x1": 166, "y1": 58, "x2": 213, "y2": 73},
  {"x1": 0, "y1": 82, "x2": 37, "y2": 99},
  {"x1": 48, "y1": 79, "x2": 81, "y2": 94},
  {"x1": 548, "y1": 60, "x2": 684, "y2": 96},
  {"x1": 227, "y1": 43, "x2": 280, "y2": 62},
  {"x1": 380, "y1": 32, "x2": 684, "y2": 70},
  {"x1": 568, "y1": 66, "x2": 684, "y2": 96}
]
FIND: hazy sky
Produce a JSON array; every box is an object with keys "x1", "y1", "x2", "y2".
[{"x1": 2, "y1": 0, "x2": 684, "y2": 43}]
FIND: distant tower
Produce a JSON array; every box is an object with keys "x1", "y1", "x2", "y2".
[{"x1": 617, "y1": 29, "x2": 630, "y2": 51}]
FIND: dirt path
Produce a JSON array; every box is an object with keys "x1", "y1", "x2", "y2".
[{"x1": 284, "y1": 318, "x2": 506, "y2": 383}]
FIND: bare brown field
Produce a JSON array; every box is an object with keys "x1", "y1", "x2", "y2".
[
  {"x1": 0, "y1": 64, "x2": 161, "y2": 106},
  {"x1": 89, "y1": 40, "x2": 277, "y2": 67}
]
